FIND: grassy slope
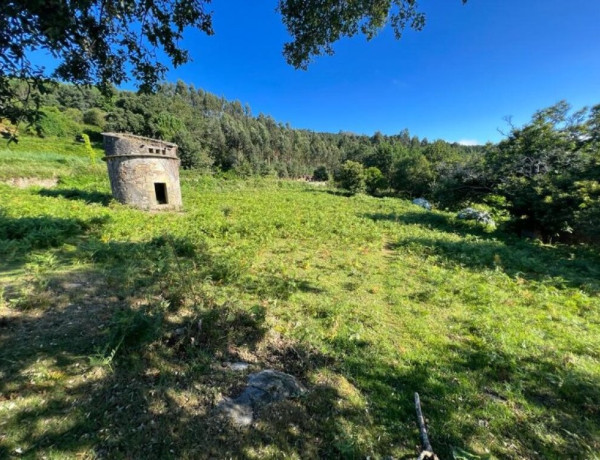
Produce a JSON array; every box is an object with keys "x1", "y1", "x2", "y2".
[
  {"x1": 0, "y1": 136, "x2": 103, "y2": 181},
  {"x1": 0, "y1": 139, "x2": 599, "y2": 459}
]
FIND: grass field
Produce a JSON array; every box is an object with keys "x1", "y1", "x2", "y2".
[{"x1": 1, "y1": 138, "x2": 599, "y2": 459}]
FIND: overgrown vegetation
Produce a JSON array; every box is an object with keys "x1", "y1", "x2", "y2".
[
  {"x1": 3, "y1": 80, "x2": 597, "y2": 243},
  {"x1": 1, "y1": 139, "x2": 599, "y2": 458}
]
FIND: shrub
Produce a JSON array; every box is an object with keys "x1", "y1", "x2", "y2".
[
  {"x1": 34, "y1": 107, "x2": 81, "y2": 138},
  {"x1": 83, "y1": 108, "x2": 106, "y2": 129},
  {"x1": 64, "y1": 108, "x2": 83, "y2": 124},
  {"x1": 312, "y1": 165, "x2": 329, "y2": 181},
  {"x1": 275, "y1": 163, "x2": 290, "y2": 178},
  {"x1": 233, "y1": 159, "x2": 254, "y2": 178},
  {"x1": 335, "y1": 160, "x2": 366, "y2": 194},
  {"x1": 365, "y1": 166, "x2": 387, "y2": 195},
  {"x1": 572, "y1": 180, "x2": 600, "y2": 242},
  {"x1": 489, "y1": 102, "x2": 599, "y2": 242},
  {"x1": 390, "y1": 153, "x2": 433, "y2": 197},
  {"x1": 81, "y1": 133, "x2": 96, "y2": 163}
]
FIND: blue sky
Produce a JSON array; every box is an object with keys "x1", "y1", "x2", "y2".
[{"x1": 34, "y1": 0, "x2": 600, "y2": 144}]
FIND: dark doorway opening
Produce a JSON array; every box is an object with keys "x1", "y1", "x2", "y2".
[{"x1": 154, "y1": 183, "x2": 168, "y2": 204}]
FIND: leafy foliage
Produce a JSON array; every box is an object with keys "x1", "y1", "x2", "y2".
[
  {"x1": 278, "y1": 0, "x2": 467, "y2": 69},
  {"x1": 312, "y1": 165, "x2": 330, "y2": 181},
  {"x1": 3, "y1": 78, "x2": 598, "y2": 243},
  {"x1": 0, "y1": 0, "x2": 214, "y2": 126},
  {"x1": 81, "y1": 133, "x2": 97, "y2": 163},
  {"x1": 83, "y1": 108, "x2": 106, "y2": 129},
  {"x1": 335, "y1": 160, "x2": 366, "y2": 194},
  {"x1": 16, "y1": 80, "x2": 478, "y2": 182},
  {"x1": 365, "y1": 166, "x2": 387, "y2": 194},
  {"x1": 391, "y1": 151, "x2": 434, "y2": 197},
  {"x1": 488, "y1": 102, "x2": 600, "y2": 241},
  {"x1": 1, "y1": 1, "x2": 468, "y2": 129},
  {"x1": 33, "y1": 106, "x2": 80, "y2": 138}
]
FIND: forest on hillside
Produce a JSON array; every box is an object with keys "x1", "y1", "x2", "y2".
[
  {"x1": 4, "y1": 80, "x2": 480, "y2": 176},
  {"x1": 2, "y1": 79, "x2": 600, "y2": 244}
]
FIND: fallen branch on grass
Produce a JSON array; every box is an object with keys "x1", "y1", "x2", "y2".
[{"x1": 415, "y1": 392, "x2": 439, "y2": 460}]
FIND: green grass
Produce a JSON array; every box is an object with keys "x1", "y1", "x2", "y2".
[
  {"x1": 0, "y1": 136, "x2": 103, "y2": 180},
  {"x1": 0, "y1": 139, "x2": 599, "y2": 459}
]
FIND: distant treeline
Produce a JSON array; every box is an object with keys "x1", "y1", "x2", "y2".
[
  {"x1": 10, "y1": 79, "x2": 479, "y2": 177},
  {"x1": 3, "y1": 80, "x2": 599, "y2": 243}
]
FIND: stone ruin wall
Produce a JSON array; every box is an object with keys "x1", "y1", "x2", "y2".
[{"x1": 102, "y1": 133, "x2": 183, "y2": 211}]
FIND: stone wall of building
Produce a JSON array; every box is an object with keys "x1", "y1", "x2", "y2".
[{"x1": 102, "y1": 133, "x2": 183, "y2": 211}]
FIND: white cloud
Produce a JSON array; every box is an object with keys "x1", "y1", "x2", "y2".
[{"x1": 457, "y1": 139, "x2": 480, "y2": 146}]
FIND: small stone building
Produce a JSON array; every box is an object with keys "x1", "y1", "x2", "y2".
[{"x1": 102, "y1": 133, "x2": 182, "y2": 211}]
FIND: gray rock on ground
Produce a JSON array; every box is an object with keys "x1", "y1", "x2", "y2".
[
  {"x1": 217, "y1": 370, "x2": 306, "y2": 426},
  {"x1": 412, "y1": 198, "x2": 432, "y2": 211},
  {"x1": 457, "y1": 207, "x2": 495, "y2": 227}
]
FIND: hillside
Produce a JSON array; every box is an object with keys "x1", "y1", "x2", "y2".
[
  {"x1": 7, "y1": 81, "x2": 599, "y2": 245},
  {"x1": 1, "y1": 138, "x2": 600, "y2": 458}
]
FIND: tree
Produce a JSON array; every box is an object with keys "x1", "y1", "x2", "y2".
[
  {"x1": 312, "y1": 165, "x2": 330, "y2": 182},
  {"x1": 365, "y1": 166, "x2": 387, "y2": 195},
  {"x1": 1, "y1": 0, "x2": 213, "y2": 129},
  {"x1": 83, "y1": 108, "x2": 106, "y2": 129},
  {"x1": 489, "y1": 101, "x2": 598, "y2": 241},
  {"x1": 1, "y1": 1, "x2": 466, "y2": 129},
  {"x1": 172, "y1": 129, "x2": 213, "y2": 170},
  {"x1": 391, "y1": 152, "x2": 434, "y2": 197},
  {"x1": 365, "y1": 142, "x2": 395, "y2": 181},
  {"x1": 278, "y1": 0, "x2": 467, "y2": 69},
  {"x1": 335, "y1": 160, "x2": 366, "y2": 195}
]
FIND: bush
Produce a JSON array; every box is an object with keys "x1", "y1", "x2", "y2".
[
  {"x1": 64, "y1": 108, "x2": 83, "y2": 124},
  {"x1": 572, "y1": 180, "x2": 600, "y2": 242},
  {"x1": 83, "y1": 108, "x2": 106, "y2": 129},
  {"x1": 34, "y1": 107, "x2": 81, "y2": 138},
  {"x1": 489, "y1": 102, "x2": 599, "y2": 242},
  {"x1": 81, "y1": 133, "x2": 97, "y2": 163},
  {"x1": 312, "y1": 165, "x2": 329, "y2": 181},
  {"x1": 390, "y1": 153, "x2": 433, "y2": 197},
  {"x1": 335, "y1": 160, "x2": 366, "y2": 195},
  {"x1": 365, "y1": 166, "x2": 387, "y2": 195}
]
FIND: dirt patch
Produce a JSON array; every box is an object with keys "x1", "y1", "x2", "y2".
[{"x1": 3, "y1": 177, "x2": 59, "y2": 188}]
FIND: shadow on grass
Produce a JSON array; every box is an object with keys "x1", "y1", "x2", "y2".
[
  {"x1": 0, "y1": 224, "x2": 376, "y2": 458},
  {"x1": 365, "y1": 211, "x2": 600, "y2": 293},
  {"x1": 331, "y1": 321, "x2": 600, "y2": 458},
  {"x1": 39, "y1": 188, "x2": 113, "y2": 206},
  {"x1": 2, "y1": 210, "x2": 599, "y2": 458},
  {"x1": 0, "y1": 262, "x2": 370, "y2": 458},
  {"x1": 2, "y1": 247, "x2": 600, "y2": 457},
  {"x1": 0, "y1": 212, "x2": 108, "y2": 270},
  {"x1": 390, "y1": 236, "x2": 600, "y2": 294},
  {"x1": 239, "y1": 274, "x2": 326, "y2": 300},
  {"x1": 444, "y1": 322, "x2": 600, "y2": 457},
  {"x1": 302, "y1": 187, "x2": 354, "y2": 197},
  {"x1": 365, "y1": 211, "x2": 493, "y2": 239}
]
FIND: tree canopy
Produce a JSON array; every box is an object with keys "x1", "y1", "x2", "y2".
[
  {"x1": 279, "y1": 0, "x2": 465, "y2": 69},
  {"x1": 0, "y1": 0, "x2": 465, "y2": 125}
]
